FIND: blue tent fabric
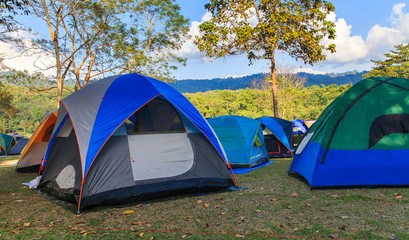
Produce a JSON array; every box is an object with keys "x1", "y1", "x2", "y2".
[
  {"x1": 8, "y1": 139, "x2": 29, "y2": 155},
  {"x1": 292, "y1": 119, "x2": 308, "y2": 134},
  {"x1": 40, "y1": 73, "x2": 235, "y2": 211},
  {"x1": 229, "y1": 160, "x2": 273, "y2": 174},
  {"x1": 83, "y1": 74, "x2": 227, "y2": 177},
  {"x1": 208, "y1": 116, "x2": 269, "y2": 168},
  {"x1": 258, "y1": 117, "x2": 292, "y2": 151}
]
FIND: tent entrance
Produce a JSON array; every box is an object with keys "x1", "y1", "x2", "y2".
[{"x1": 128, "y1": 133, "x2": 194, "y2": 181}]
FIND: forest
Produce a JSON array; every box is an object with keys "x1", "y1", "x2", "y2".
[{"x1": 0, "y1": 80, "x2": 351, "y2": 134}]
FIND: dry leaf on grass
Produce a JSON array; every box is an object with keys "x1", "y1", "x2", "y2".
[
  {"x1": 123, "y1": 210, "x2": 134, "y2": 215},
  {"x1": 235, "y1": 234, "x2": 245, "y2": 238},
  {"x1": 196, "y1": 200, "x2": 203, "y2": 204},
  {"x1": 204, "y1": 203, "x2": 210, "y2": 207},
  {"x1": 329, "y1": 233, "x2": 339, "y2": 238},
  {"x1": 270, "y1": 198, "x2": 278, "y2": 201},
  {"x1": 331, "y1": 195, "x2": 341, "y2": 199},
  {"x1": 23, "y1": 222, "x2": 30, "y2": 227},
  {"x1": 131, "y1": 221, "x2": 145, "y2": 225},
  {"x1": 291, "y1": 193, "x2": 299, "y2": 197}
]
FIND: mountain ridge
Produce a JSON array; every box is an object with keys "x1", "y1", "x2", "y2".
[{"x1": 170, "y1": 71, "x2": 368, "y2": 93}]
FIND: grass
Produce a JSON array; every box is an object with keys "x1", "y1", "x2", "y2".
[{"x1": 0, "y1": 157, "x2": 409, "y2": 239}]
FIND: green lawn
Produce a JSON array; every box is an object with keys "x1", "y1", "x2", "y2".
[{"x1": 0, "y1": 159, "x2": 408, "y2": 239}]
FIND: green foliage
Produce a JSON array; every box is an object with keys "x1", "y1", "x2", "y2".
[
  {"x1": 186, "y1": 83, "x2": 351, "y2": 120},
  {"x1": 0, "y1": 81, "x2": 16, "y2": 116},
  {"x1": 31, "y1": 0, "x2": 189, "y2": 89},
  {"x1": 0, "y1": 84, "x2": 68, "y2": 133},
  {"x1": 194, "y1": 0, "x2": 337, "y2": 116},
  {"x1": 364, "y1": 44, "x2": 409, "y2": 79},
  {"x1": 195, "y1": 0, "x2": 336, "y2": 63}
]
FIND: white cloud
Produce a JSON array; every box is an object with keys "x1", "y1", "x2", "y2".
[
  {"x1": 0, "y1": 29, "x2": 55, "y2": 76},
  {"x1": 325, "y1": 17, "x2": 368, "y2": 63},
  {"x1": 176, "y1": 12, "x2": 212, "y2": 59},
  {"x1": 325, "y1": 3, "x2": 409, "y2": 66},
  {"x1": 294, "y1": 67, "x2": 327, "y2": 75}
]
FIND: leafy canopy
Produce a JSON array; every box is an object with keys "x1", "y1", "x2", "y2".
[
  {"x1": 364, "y1": 43, "x2": 409, "y2": 79},
  {"x1": 195, "y1": 0, "x2": 336, "y2": 64}
]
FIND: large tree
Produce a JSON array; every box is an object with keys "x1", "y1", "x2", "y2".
[
  {"x1": 195, "y1": 0, "x2": 336, "y2": 117},
  {"x1": 364, "y1": 43, "x2": 409, "y2": 79},
  {"x1": 30, "y1": 0, "x2": 189, "y2": 103}
]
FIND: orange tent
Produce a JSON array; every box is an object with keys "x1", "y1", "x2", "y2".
[{"x1": 16, "y1": 110, "x2": 58, "y2": 172}]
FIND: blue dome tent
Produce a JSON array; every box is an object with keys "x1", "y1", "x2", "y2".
[
  {"x1": 208, "y1": 116, "x2": 269, "y2": 168},
  {"x1": 37, "y1": 73, "x2": 235, "y2": 212},
  {"x1": 258, "y1": 117, "x2": 293, "y2": 158}
]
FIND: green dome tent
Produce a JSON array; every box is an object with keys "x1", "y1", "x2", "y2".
[
  {"x1": 0, "y1": 133, "x2": 15, "y2": 155},
  {"x1": 290, "y1": 77, "x2": 409, "y2": 187}
]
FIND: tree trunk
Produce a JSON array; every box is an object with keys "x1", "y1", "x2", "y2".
[
  {"x1": 57, "y1": 76, "x2": 64, "y2": 105},
  {"x1": 270, "y1": 56, "x2": 279, "y2": 117}
]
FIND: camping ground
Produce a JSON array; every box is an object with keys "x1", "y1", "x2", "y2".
[{"x1": 0, "y1": 157, "x2": 408, "y2": 239}]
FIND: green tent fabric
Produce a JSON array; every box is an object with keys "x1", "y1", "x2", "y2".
[
  {"x1": 290, "y1": 77, "x2": 409, "y2": 187},
  {"x1": 0, "y1": 133, "x2": 15, "y2": 155}
]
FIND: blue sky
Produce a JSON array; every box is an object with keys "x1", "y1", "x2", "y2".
[
  {"x1": 1, "y1": 0, "x2": 408, "y2": 80},
  {"x1": 172, "y1": 0, "x2": 409, "y2": 79}
]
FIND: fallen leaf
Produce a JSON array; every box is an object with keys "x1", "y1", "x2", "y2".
[
  {"x1": 394, "y1": 193, "x2": 400, "y2": 196},
  {"x1": 319, "y1": 209, "x2": 327, "y2": 212},
  {"x1": 12, "y1": 230, "x2": 17, "y2": 234},
  {"x1": 286, "y1": 206, "x2": 293, "y2": 209},
  {"x1": 138, "y1": 232, "x2": 144, "y2": 237},
  {"x1": 235, "y1": 234, "x2": 245, "y2": 238},
  {"x1": 136, "y1": 204, "x2": 144, "y2": 208},
  {"x1": 293, "y1": 228, "x2": 298, "y2": 231},
  {"x1": 205, "y1": 223, "x2": 209, "y2": 228},
  {"x1": 340, "y1": 216, "x2": 349, "y2": 219},
  {"x1": 204, "y1": 203, "x2": 210, "y2": 207},
  {"x1": 123, "y1": 210, "x2": 134, "y2": 215},
  {"x1": 256, "y1": 210, "x2": 261, "y2": 213},
  {"x1": 329, "y1": 233, "x2": 339, "y2": 238},
  {"x1": 150, "y1": 236, "x2": 155, "y2": 240},
  {"x1": 82, "y1": 232, "x2": 88, "y2": 236},
  {"x1": 74, "y1": 221, "x2": 86, "y2": 224},
  {"x1": 339, "y1": 225, "x2": 346, "y2": 231},
  {"x1": 396, "y1": 195, "x2": 403, "y2": 199},
  {"x1": 23, "y1": 222, "x2": 30, "y2": 227},
  {"x1": 195, "y1": 219, "x2": 201, "y2": 223},
  {"x1": 291, "y1": 193, "x2": 299, "y2": 197},
  {"x1": 131, "y1": 221, "x2": 145, "y2": 225},
  {"x1": 306, "y1": 204, "x2": 312, "y2": 207},
  {"x1": 196, "y1": 200, "x2": 204, "y2": 204},
  {"x1": 331, "y1": 195, "x2": 341, "y2": 199},
  {"x1": 70, "y1": 231, "x2": 75, "y2": 234},
  {"x1": 285, "y1": 216, "x2": 293, "y2": 220},
  {"x1": 214, "y1": 205, "x2": 219, "y2": 208},
  {"x1": 270, "y1": 199, "x2": 278, "y2": 201},
  {"x1": 220, "y1": 212, "x2": 225, "y2": 215}
]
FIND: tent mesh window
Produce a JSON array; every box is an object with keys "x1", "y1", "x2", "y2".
[{"x1": 125, "y1": 99, "x2": 185, "y2": 134}]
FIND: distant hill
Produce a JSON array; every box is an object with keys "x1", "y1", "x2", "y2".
[{"x1": 170, "y1": 70, "x2": 368, "y2": 93}]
